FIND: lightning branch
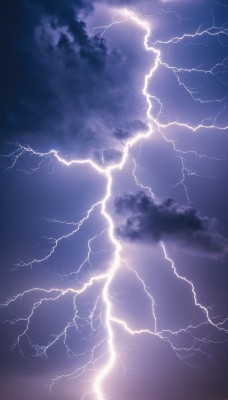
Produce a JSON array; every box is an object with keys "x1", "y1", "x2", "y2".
[{"x1": 2, "y1": 9, "x2": 228, "y2": 400}]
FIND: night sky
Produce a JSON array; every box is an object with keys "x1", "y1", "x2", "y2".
[{"x1": 1, "y1": 1, "x2": 228, "y2": 400}]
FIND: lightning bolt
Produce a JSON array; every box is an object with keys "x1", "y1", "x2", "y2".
[
  {"x1": 90, "y1": 18, "x2": 128, "y2": 37},
  {"x1": 2, "y1": 8, "x2": 228, "y2": 400}
]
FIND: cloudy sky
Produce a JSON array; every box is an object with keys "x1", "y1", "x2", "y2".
[{"x1": 1, "y1": 1, "x2": 228, "y2": 399}]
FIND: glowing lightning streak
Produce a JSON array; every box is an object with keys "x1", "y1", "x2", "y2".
[
  {"x1": 91, "y1": 10, "x2": 228, "y2": 395},
  {"x1": 2, "y1": 8, "x2": 228, "y2": 400},
  {"x1": 92, "y1": 13, "x2": 156, "y2": 389},
  {"x1": 160, "y1": 242, "x2": 228, "y2": 334},
  {"x1": 151, "y1": 22, "x2": 228, "y2": 45},
  {"x1": 1, "y1": 11, "x2": 154, "y2": 399},
  {"x1": 90, "y1": 18, "x2": 127, "y2": 37}
]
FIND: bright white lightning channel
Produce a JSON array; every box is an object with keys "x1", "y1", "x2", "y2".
[{"x1": 2, "y1": 9, "x2": 228, "y2": 400}]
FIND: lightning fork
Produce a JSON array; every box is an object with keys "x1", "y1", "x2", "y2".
[
  {"x1": 151, "y1": 22, "x2": 228, "y2": 45},
  {"x1": 2, "y1": 7, "x2": 228, "y2": 400},
  {"x1": 90, "y1": 18, "x2": 127, "y2": 37}
]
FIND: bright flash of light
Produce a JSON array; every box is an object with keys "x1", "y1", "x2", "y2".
[{"x1": 2, "y1": 8, "x2": 228, "y2": 400}]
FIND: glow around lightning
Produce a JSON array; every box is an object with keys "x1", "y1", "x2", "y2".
[{"x1": 2, "y1": 8, "x2": 228, "y2": 400}]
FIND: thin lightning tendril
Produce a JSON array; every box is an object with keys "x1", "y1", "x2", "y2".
[{"x1": 2, "y1": 9, "x2": 228, "y2": 400}]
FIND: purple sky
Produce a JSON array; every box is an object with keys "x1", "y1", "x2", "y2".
[{"x1": 1, "y1": 1, "x2": 228, "y2": 399}]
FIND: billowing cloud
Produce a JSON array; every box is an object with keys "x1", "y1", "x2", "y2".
[
  {"x1": 1, "y1": 1, "x2": 105, "y2": 148},
  {"x1": 0, "y1": 0, "x2": 149, "y2": 157},
  {"x1": 115, "y1": 191, "x2": 228, "y2": 256}
]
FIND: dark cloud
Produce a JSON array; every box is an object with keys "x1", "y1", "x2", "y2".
[
  {"x1": 113, "y1": 119, "x2": 148, "y2": 140},
  {"x1": 113, "y1": 128, "x2": 131, "y2": 140},
  {"x1": 102, "y1": 148, "x2": 123, "y2": 162},
  {"x1": 115, "y1": 191, "x2": 228, "y2": 256},
  {"x1": 0, "y1": 1, "x2": 106, "y2": 150},
  {"x1": 0, "y1": 0, "x2": 149, "y2": 157}
]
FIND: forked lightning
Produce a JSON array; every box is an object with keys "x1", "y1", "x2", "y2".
[{"x1": 2, "y1": 9, "x2": 228, "y2": 400}]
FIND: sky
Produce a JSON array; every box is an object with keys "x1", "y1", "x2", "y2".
[{"x1": 0, "y1": 0, "x2": 228, "y2": 399}]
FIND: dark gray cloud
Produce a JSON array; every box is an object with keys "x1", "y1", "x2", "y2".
[
  {"x1": 0, "y1": 0, "x2": 149, "y2": 157},
  {"x1": 113, "y1": 119, "x2": 148, "y2": 141},
  {"x1": 115, "y1": 191, "x2": 228, "y2": 256},
  {"x1": 0, "y1": 1, "x2": 106, "y2": 150}
]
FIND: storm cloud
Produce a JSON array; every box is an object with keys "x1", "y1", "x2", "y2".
[
  {"x1": 115, "y1": 191, "x2": 228, "y2": 256},
  {"x1": 1, "y1": 1, "x2": 105, "y2": 145},
  {"x1": 0, "y1": 0, "x2": 149, "y2": 157}
]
